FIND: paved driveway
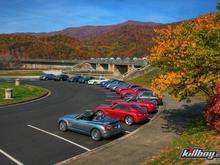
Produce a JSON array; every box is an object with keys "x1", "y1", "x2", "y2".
[{"x1": 0, "y1": 80, "x2": 149, "y2": 165}]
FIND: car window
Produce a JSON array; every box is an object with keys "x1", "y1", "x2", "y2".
[
  {"x1": 140, "y1": 92, "x2": 154, "y2": 97},
  {"x1": 114, "y1": 104, "x2": 130, "y2": 111}
]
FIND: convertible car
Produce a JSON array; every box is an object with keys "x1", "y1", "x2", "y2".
[
  {"x1": 58, "y1": 110, "x2": 123, "y2": 141},
  {"x1": 111, "y1": 97, "x2": 157, "y2": 113},
  {"x1": 95, "y1": 103, "x2": 149, "y2": 125}
]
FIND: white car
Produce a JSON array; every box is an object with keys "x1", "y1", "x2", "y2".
[{"x1": 88, "y1": 78, "x2": 109, "y2": 85}]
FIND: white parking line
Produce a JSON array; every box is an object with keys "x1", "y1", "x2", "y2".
[
  {"x1": 0, "y1": 149, "x2": 24, "y2": 165},
  {"x1": 27, "y1": 125, "x2": 91, "y2": 152}
]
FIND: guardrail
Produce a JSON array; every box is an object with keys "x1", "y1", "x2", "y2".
[
  {"x1": 89, "y1": 57, "x2": 148, "y2": 66},
  {"x1": 15, "y1": 58, "x2": 148, "y2": 66}
]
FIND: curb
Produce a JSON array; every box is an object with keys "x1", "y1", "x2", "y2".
[
  {"x1": 0, "y1": 90, "x2": 51, "y2": 109},
  {"x1": 56, "y1": 105, "x2": 165, "y2": 165}
]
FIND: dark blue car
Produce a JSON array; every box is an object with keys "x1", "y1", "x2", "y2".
[
  {"x1": 68, "y1": 75, "x2": 82, "y2": 82},
  {"x1": 54, "y1": 74, "x2": 69, "y2": 81},
  {"x1": 78, "y1": 77, "x2": 95, "y2": 83},
  {"x1": 40, "y1": 74, "x2": 56, "y2": 80}
]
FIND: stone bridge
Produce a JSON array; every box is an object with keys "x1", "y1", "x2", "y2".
[{"x1": 20, "y1": 58, "x2": 148, "y2": 77}]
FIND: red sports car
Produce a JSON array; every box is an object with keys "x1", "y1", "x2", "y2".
[
  {"x1": 115, "y1": 85, "x2": 140, "y2": 94},
  {"x1": 111, "y1": 98, "x2": 157, "y2": 113},
  {"x1": 95, "y1": 103, "x2": 149, "y2": 125},
  {"x1": 119, "y1": 87, "x2": 152, "y2": 98}
]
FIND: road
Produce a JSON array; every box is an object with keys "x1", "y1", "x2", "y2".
[{"x1": 0, "y1": 80, "x2": 142, "y2": 165}]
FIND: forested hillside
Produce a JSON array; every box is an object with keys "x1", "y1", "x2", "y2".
[{"x1": 0, "y1": 20, "x2": 175, "y2": 60}]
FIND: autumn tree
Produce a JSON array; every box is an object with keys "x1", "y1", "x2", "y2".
[
  {"x1": 149, "y1": 13, "x2": 220, "y2": 99},
  {"x1": 148, "y1": 12, "x2": 220, "y2": 131}
]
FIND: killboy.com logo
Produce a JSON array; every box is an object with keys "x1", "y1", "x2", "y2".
[{"x1": 180, "y1": 148, "x2": 220, "y2": 160}]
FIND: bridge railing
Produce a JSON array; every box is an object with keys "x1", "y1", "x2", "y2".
[{"x1": 89, "y1": 57, "x2": 148, "y2": 66}]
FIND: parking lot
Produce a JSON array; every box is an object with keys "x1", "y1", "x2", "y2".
[{"x1": 0, "y1": 80, "x2": 156, "y2": 165}]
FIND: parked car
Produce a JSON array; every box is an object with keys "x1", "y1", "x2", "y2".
[
  {"x1": 54, "y1": 74, "x2": 69, "y2": 81},
  {"x1": 109, "y1": 82, "x2": 127, "y2": 91},
  {"x1": 115, "y1": 84, "x2": 140, "y2": 94},
  {"x1": 100, "y1": 79, "x2": 117, "y2": 87},
  {"x1": 105, "y1": 80, "x2": 124, "y2": 89},
  {"x1": 68, "y1": 75, "x2": 82, "y2": 82},
  {"x1": 40, "y1": 74, "x2": 56, "y2": 80},
  {"x1": 78, "y1": 77, "x2": 95, "y2": 83},
  {"x1": 119, "y1": 87, "x2": 152, "y2": 98},
  {"x1": 88, "y1": 78, "x2": 109, "y2": 85},
  {"x1": 111, "y1": 97, "x2": 157, "y2": 113},
  {"x1": 110, "y1": 83, "x2": 129, "y2": 91},
  {"x1": 96, "y1": 103, "x2": 149, "y2": 125},
  {"x1": 58, "y1": 110, "x2": 123, "y2": 141},
  {"x1": 124, "y1": 91, "x2": 163, "y2": 105}
]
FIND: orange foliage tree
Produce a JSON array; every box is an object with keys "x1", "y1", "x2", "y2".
[{"x1": 148, "y1": 12, "x2": 220, "y2": 131}]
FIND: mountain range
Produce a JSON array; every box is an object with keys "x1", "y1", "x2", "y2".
[{"x1": 0, "y1": 20, "x2": 171, "y2": 60}]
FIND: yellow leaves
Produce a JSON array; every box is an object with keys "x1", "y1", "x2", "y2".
[
  {"x1": 151, "y1": 72, "x2": 184, "y2": 97},
  {"x1": 186, "y1": 84, "x2": 197, "y2": 91},
  {"x1": 192, "y1": 42, "x2": 196, "y2": 48},
  {"x1": 148, "y1": 12, "x2": 220, "y2": 100}
]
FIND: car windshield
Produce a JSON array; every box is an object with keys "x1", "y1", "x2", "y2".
[
  {"x1": 130, "y1": 104, "x2": 143, "y2": 111},
  {"x1": 78, "y1": 111, "x2": 95, "y2": 121}
]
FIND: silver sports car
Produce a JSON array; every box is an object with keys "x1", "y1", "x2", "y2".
[{"x1": 58, "y1": 110, "x2": 123, "y2": 141}]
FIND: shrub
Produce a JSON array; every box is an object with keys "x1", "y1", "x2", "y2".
[{"x1": 204, "y1": 81, "x2": 220, "y2": 132}]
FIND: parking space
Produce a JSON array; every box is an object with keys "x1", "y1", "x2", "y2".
[
  {"x1": 0, "y1": 79, "x2": 158, "y2": 164},
  {"x1": 0, "y1": 149, "x2": 22, "y2": 165}
]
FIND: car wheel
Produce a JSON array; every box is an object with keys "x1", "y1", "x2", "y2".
[
  {"x1": 94, "y1": 82, "x2": 97, "y2": 85},
  {"x1": 45, "y1": 78, "x2": 48, "y2": 80},
  {"x1": 96, "y1": 111, "x2": 104, "y2": 116},
  {"x1": 91, "y1": 129, "x2": 102, "y2": 141},
  {"x1": 125, "y1": 116, "x2": 134, "y2": 125},
  {"x1": 59, "y1": 121, "x2": 68, "y2": 132},
  {"x1": 151, "y1": 99, "x2": 158, "y2": 105}
]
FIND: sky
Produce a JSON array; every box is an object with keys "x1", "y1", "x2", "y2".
[{"x1": 0, "y1": 0, "x2": 219, "y2": 33}]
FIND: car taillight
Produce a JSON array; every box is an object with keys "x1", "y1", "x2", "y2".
[{"x1": 104, "y1": 125, "x2": 112, "y2": 130}]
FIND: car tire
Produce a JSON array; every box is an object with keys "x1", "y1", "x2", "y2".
[
  {"x1": 59, "y1": 121, "x2": 68, "y2": 132},
  {"x1": 96, "y1": 111, "x2": 105, "y2": 117},
  {"x1": 94, "y1": 82, "x2": 97, "y2": 85},
  {"x1": 152, "y1": 99, "x2": 158, "y2": 105},
  {"x1": 91, "y1": 129, "x2": 102, "y2": 141},
  {"x1": 125, "y1": 115, "x2": 134, "y2": 125}
]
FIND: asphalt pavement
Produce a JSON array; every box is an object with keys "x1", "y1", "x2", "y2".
[{"x1": 0, "y1": 80, "x2": 145, "y2": 165}]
